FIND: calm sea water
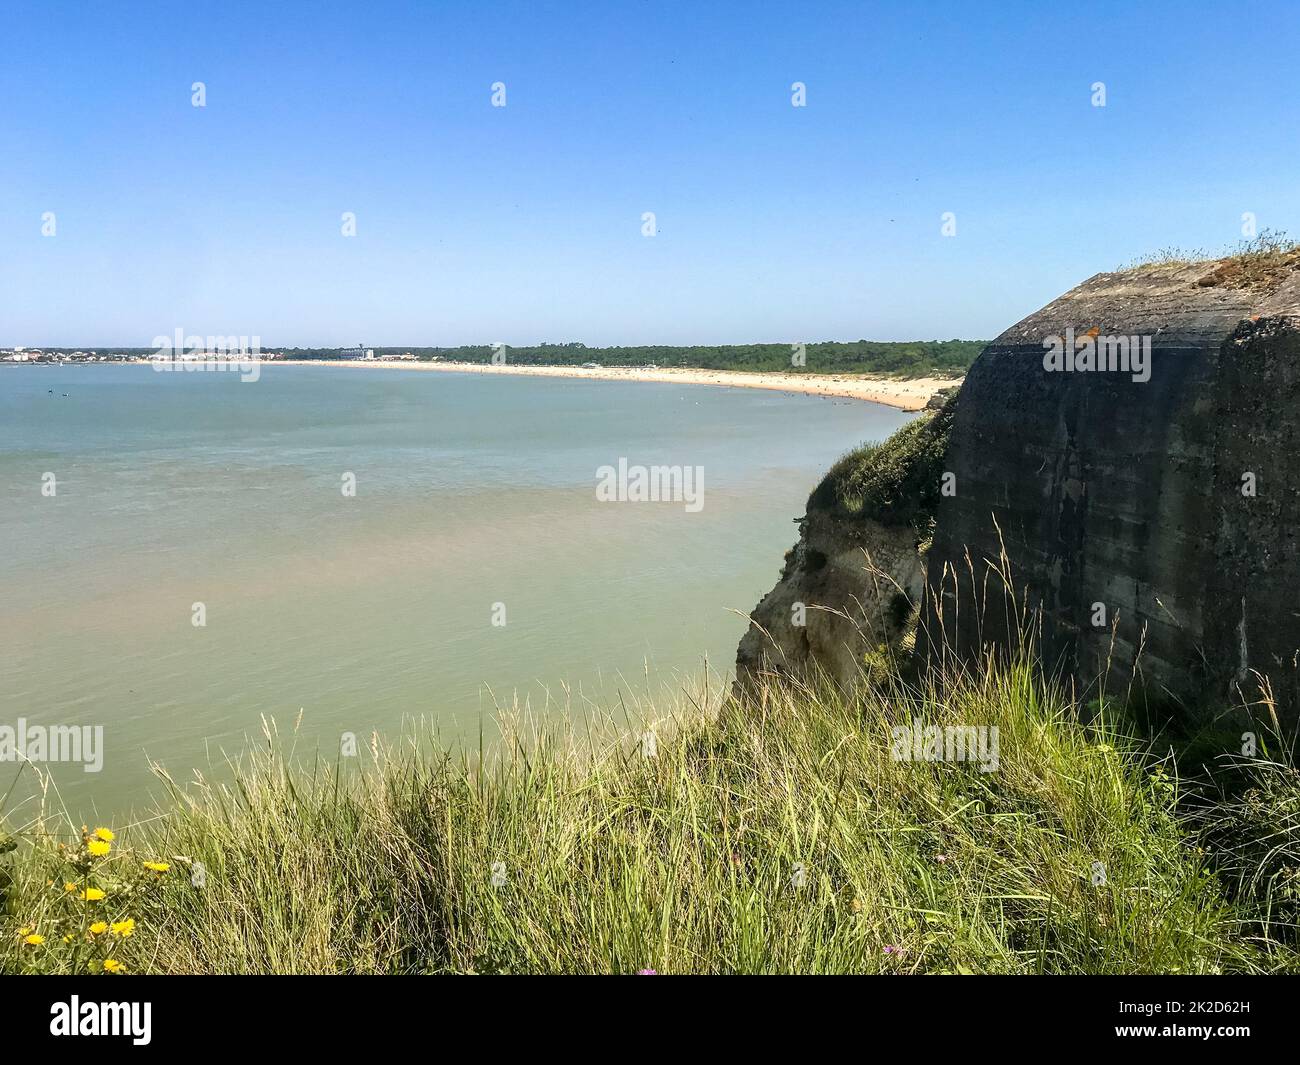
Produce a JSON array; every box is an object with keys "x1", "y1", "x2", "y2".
[{"x1": 0, "y1": 364, "x2": 910, "y2": 820}]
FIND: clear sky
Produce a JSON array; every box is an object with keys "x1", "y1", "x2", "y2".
[{"x1": 2, "y1": 0, "x2": 1297, "y2": 348}]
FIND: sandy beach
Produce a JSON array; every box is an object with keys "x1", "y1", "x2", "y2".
[{"x1": 264, "y1": 359, "x2": 960, "y2": 411}]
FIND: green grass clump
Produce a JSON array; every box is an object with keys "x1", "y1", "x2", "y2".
[
  {"x1": 1190, "y1": 753, "x2": 1300, "y2": 941},
  {"x1": 3, "y1": 654, "x2": 1293, "y2": 975},
  {"x1": 807, "y1": 391, "x2": 957, "y2": 529},
  {"x1": 1124, "y1": 228, "x2": 1300, "y2": 277}
]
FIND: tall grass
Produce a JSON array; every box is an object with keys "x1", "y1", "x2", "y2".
[
  {"x1": 4, "y1": 654, "x2": 1295, "y2": 974},
  {"x1": 1123, "y1": 228, "x2": 1300, "y2": 271}
]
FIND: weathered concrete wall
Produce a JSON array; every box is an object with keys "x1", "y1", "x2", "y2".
[
  {"x1": 1204, "y1": 275, "x2": 1300, "y2": 714},
  {"x1": 922, "y1": 261, "x2": 1300, "y2": 716},
  {"x1": 738, "y1": 257, "x2": 1300, "y2": 717}
]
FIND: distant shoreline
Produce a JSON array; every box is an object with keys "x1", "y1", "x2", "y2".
[
  {"x1": 267, "y1": 359, "x2": 958, "y2": 411},
  {"x1": 8, "y1": 358, "x2": 960, "y2": 411}
]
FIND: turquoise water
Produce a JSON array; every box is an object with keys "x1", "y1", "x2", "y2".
[{"x1": 0, "y1": 364, "x2": 910, "y2": 820}]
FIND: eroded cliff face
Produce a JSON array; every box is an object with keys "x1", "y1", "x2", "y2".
[
  {"x1": 734, "y1": 511, "x2": 923, "y2": 692},
  {"x1": 739, "y1": 250, "x2": 1300, "y2": 721},
  {"x1": 734, "y1": 394, "x2": 956, "y2": 693}
]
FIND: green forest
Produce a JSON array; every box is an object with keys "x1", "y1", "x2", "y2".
[
  {"x1": 37, "y1": 339, "x2": 984, "y2": 377},
  {"x1": 290, "y1": 340, "x2": 984, "y2": 377}
]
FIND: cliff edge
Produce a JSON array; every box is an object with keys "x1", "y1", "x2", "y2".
[
  {"x1": 734, "y1": 392, "x2": 956, "y2": 692},
  {"x1": 738, "y1": 245, "x2": 1300, "y2": 720}
]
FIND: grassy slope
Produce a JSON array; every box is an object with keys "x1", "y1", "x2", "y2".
[
  {"x1": 2, "y1": 657, "x2": 1296, "y2": 975},
  {"x1": 4, "y1": 402, "x2": 1298, "y2": 975}
]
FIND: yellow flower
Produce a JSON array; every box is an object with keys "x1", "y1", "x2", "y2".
[
  {"x1": 102, "y1": 958, "x2": 125, "y2": 973},
  {"x1": 63, "y1": 882, "x2": 77, "y2": 893},
  {"x1": 80, "y1": 887, "x2": 106, "y2": 901},
  {"x1": 23, "y1": 933, "x2": 45, "y2": 946},
  {"x1": 89, "y1": 921, "x2": 108, "y2": 935},
  {"x1": 142, "y1": 861, "x2": 170, "y2": 873},
  {"x1": 87, "y1": 839, "x2": 111, "y2": 857},
  {"x1": 17, "y1": 925, "x2": 31, "y2": 936},
  {"x1": 93, "y1": 827, "x2": 115, "y2": 842},
  {"x1": 62, "y1": 935, "x2": 72, "y2": 943},
  {"x1": 110, "y1": 919, "x2": 135, "y2": 938}
]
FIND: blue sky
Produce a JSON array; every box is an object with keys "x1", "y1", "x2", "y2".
[{"x1": 2, "y1": 0, "x2": 1297, "y2": 347}]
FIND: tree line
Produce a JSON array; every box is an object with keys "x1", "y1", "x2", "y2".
[{"x1": 287, "y1": 340, "x2": 984, "y2": 377}]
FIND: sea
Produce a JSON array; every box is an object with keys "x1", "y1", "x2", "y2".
[{"x1": 0, "y1": 363, "x2": 911, "y2": 820}]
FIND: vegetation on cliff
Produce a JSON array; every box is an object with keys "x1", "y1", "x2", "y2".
[
  {"x1": 1125, "y1": 228, "x2": 1300, "y2": 291},
  {"x1": 2, "y1": 654, "x2": 1297, "y2": 974},
  {"x1": 806, "y1": 391, "x2": 958, "y2": 529}
]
